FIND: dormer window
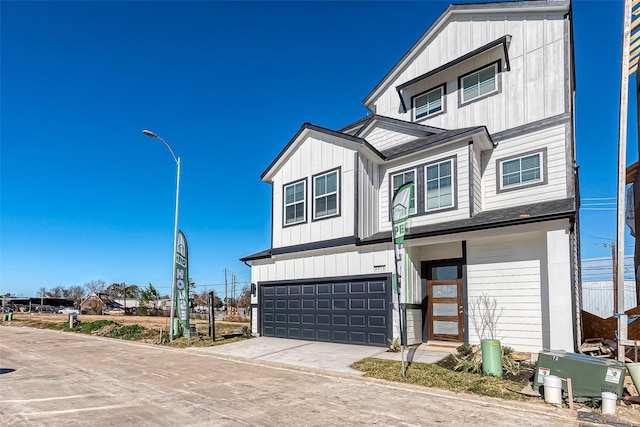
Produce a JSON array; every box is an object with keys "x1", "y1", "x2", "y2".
[
  {"x1": 460, "y1": 62, "x2": 499, "y2": 104},
  {"x1": 413, "y1": 85, "x2": 445, "y2": 120}
]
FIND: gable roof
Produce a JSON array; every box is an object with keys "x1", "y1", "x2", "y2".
[
  {"x1": 353, "y1": 114, "x2": 446, "y2": 139},
  {"x1": 260, "y1": 122, "x2": 384, "y2": 182},
  {"x1": 362, "y1": 0, "x2": 570, "y2": 110},
  {"x1": 381, "y1": 126, "x2": 494, "y2": 161}
]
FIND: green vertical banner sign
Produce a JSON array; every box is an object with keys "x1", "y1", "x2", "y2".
[
  {"x1": 391, "y1": 182, "x2": 413, "y2": 377},
  {"x1": 175, "y1": 229, "x2": 189, "y2": 335}
]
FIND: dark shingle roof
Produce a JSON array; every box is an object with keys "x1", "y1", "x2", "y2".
[
  {"x1": 381, "y1": 126, "x2": 490, "y2": 160},
  {"x1": 359, "y1": 198, "x2": 576, "y2": 244}
]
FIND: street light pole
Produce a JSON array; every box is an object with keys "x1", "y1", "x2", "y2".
[{"x1": 142, "y1": 129, "x2": 180, "y2": 342}]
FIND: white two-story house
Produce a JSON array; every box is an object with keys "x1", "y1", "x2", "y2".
[{"x1": 241, "y1": 0, "x2": 580, "y2": 353}]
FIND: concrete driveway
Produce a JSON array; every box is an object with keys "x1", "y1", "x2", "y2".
[
  {"x1": 0, "y1": 327, "x2": 581, "y2": 426},
  {"x1": 188, "y1": 337, "x2": 452, "y2": 375}
]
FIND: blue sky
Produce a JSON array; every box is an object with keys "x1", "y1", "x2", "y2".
[{"x1": 1, "y1": 0, "x2": 636, "y2": 297}]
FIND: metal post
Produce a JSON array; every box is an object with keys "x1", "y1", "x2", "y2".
[
  {"x1": 169, "y1": 157, "x2": 180, "y2": 340},
  {"x1": 142, "y1": 130, "x2": 181, "y2": 342},
  {"x1": 617, "y1": 0, "x2": 632, "y2": 361}
]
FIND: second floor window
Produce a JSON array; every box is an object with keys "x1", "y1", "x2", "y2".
[
  {"x1": 391, "y1": 170, "x2": 416, "y2": 214},
  {"x1": 414, "y1": 85, "x2": 444, "y2": 120},
  {"x1": 426, "y1": 159, "x2": 453, "y2": 211},
  {"x1": 314, "y1": 169, "x2": 339, "y2": 219},
  {"x1": 501, "y1": 152, "x2": 542, "y2": 189},
  {"x1": 284, "y1": 180, "x2": 306, "y2": 225},
  {"x1": 461, "y1": 63, "x2": 497, "y2": 103}
]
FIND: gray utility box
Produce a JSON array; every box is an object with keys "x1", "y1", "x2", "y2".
[{"x1": 533, "y1": 350, "x2": 626, "y2": 400}]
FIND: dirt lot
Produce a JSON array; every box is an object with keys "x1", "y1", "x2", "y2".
[{"x1": 7, "y1": 312, "x2": 241, "y2": 331}]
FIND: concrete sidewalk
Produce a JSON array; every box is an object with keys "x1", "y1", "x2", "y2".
[{"x1": 189, "y1": 337, "x2": 453, "y2": 375}]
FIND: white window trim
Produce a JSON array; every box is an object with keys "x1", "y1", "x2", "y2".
[
  {"x1": 425, "y1": 158, "x2": 455, "y2": 212},
  {"x1": 313, "y1": 169, "x2": 340, "y2": 220},
  {"x1": 390, "y1": 169, "x2": 417, "y2": 215},
  {"x1": 283, "y1": 179, "x2": 306, "y2": 226},
  {"x1": 460, "y1": 62, "x2": 498, "y2": 104},
  {"x1": 497, "y1": 149, "x2": 547, "y2": 192},
  {"x1": 413, "y1": 85, "x2": 445, "y2": 121}
]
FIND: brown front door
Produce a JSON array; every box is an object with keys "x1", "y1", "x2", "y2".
[{"x1": 425, "y1": 262, "x2": 463, "y2": 342}]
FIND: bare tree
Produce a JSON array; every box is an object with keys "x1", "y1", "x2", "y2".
[
  {"x1": 468, "y1": 293, "x2": 503, "y2": 341},
  {"x1": 67, "y1": 285, "x2": 84, "y2": 307},
  {"x1": 237, "y1": 286, "x2": 251, "y2": 309},
  {"x1": 84, "y1": 279, "x2": 106, "y2": 295},
  {"x1": 49, "y1": 286, "x2": 65, "y2": 298}
]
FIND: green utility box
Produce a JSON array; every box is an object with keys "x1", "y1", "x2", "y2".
[{"x1": 533, "y1": 350, "x2": 626, "y2": 400}]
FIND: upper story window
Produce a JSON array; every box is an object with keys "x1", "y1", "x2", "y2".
[
  {"x1": 426, "y1": 158, "x2": 454, "y2": 211},
  {"x1": 497, "y1": 149, "x2": 546, "y2": 192},
  {"x1": 284, "y1": 179, "x2": 306, "y2": 225},
  {"x1": 391, "y1": 169, "x2": 416, "y2": 214},
  {"x1": 460, "y1": 62, "x2": 498, "y2": 104},
  {"x1": 413, "y1": 85, "x2": 445, "y2": 120},
  {"x1": 313, "y1": 168, "x2": 340, "y2": 220}
]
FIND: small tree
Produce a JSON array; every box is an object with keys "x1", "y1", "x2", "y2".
[
  {"x1": 468, "y1": 293, "x2": 503, "y2": 342},
  {"x1": 139, "y1": 283, "x2": 160, "y2": 316}
]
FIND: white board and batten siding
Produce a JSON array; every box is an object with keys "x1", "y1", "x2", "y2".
[
  {"x1": 370, "y1": 11, "x2": 567, "y2": 136},
  {"x1": 357, "y1": 155, "x2": 380, "y2": 240},
  {"x1": 482, "y1": 123, "x2": 568, "y2": 210},
  {"x1": 250, "y1": 244, "x2": 394, "y2": 285},
  {"x1": 379, "y1": 143, "x2": 471, "y2": 233},
  {"x1": 271, "y1": 134, "x2": 357, "y2": 249}
]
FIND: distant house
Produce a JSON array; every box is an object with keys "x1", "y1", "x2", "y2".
[
  {"x1": 80, "y1": 292, "x2": 113, "y2": 314},
  {"x1": 241, "y1": 0, "x2": 581, "y2": 353}
]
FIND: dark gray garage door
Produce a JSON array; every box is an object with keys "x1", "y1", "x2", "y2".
[{"x1": 260, "y1": 278, "x2": 391, "y2": 347}]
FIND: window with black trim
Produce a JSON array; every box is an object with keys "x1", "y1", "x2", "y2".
[
  {"x1": 461, "y1": 62, "x2": 498, "y2": 103},
  {"x1": 498, "y1": 149, "x2": 546, "y2": 192},
  {"x1": 391, "y1": 169, "x2": 416, "y2": 214},
  {"x1": 425, "y1": 158, "x2": 454, "y2": 211},
  {"x1": 284, "y1": 179, "x2": 306, "y2": 225},
  {"x1": 413, "y1": 84, "x2": 444, "y2": 120},
  {"x1": 313, "y1": 169, "x2": 339, "y2": 220}
]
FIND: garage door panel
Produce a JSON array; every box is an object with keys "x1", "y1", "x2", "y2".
[
  {"x1": 350, "y1": 299, "x2": 366, "y2": 309},
  {"x1": 350, "y1": 315, "x2": 366, "y2": 327},
  {"x1": 350, "y1": 331, "x2": 366, "y2": 344},
  {"x1": 369, "y1": 333, "x2": 387, "y2": 345},
  {"x1": 333, "y1": 283, "x2": 348, "y2": 294},
  {"x1": 332, "y1": 314, "x2": 348, "y2": 326},
  {"x1": 260, "y1": 278, "x2": 391, "y2": 347},
  {"x1": 288, "y1": 300, "x2": 300, "y2": 309},
  {"x1": 333, "y1": 299, "x2": 347, "y2": 310},
  {"x1": 317, "y1": 284, "x2": 331, "y2": 294},
  {"x1": 316, "y1": 300, "x2": 330, "y2": 309},
  {"x1": 369, "y1": 281, "x2": 386, "y2": 293}
]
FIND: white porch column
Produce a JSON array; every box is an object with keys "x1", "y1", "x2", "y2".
[{"x1": 546, "y1": 227, "x2": 575, "y2": 351}]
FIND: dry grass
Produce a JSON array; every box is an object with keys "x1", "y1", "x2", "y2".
[
  {"x1": 351, "y1": 358, "x2": 533, "y2": 402},
  {"x1": 4, "y1": 313, "x2": 249, "y2": 346}
]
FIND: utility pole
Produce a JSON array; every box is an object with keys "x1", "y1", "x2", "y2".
[
  {"x1": 41, "y1": 292, "x2": 44, "y2": 314},
  {"x1": 616, "y1": 0, "x2": 632, "y2": 362},
  {"x1": 232, "y1": 274, "x2": 237, "y2": 315},
  {"x1": 224, "y1": 268, "x2": 228, "y2": 315},
  {"x1": 608, "y1": 241, "x2": 618, "y2": 314}
]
